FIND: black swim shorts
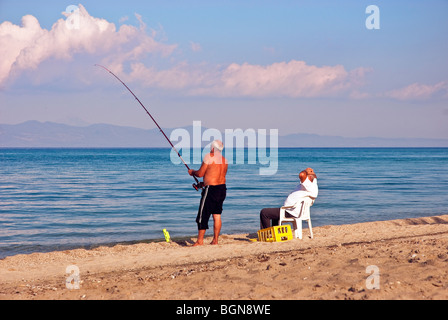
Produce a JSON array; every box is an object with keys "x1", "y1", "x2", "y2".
[{"x1": 196, "y1": 184, "x2": 227, "y2": 230}]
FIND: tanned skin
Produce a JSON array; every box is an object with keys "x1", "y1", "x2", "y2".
[{"x1": 188, "y1": 141, "x2": 228, "y2": 246}]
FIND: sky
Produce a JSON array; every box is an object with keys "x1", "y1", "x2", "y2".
[{"x1": 0, "y1": 0, "x2": 447, "y2": 139}]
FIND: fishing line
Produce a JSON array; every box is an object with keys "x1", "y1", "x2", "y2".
[{"x1": 95, "y1": 64, "x2": 203, "y2": 191}]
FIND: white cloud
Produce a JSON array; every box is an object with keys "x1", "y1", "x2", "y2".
[
  {"x1": 118, "y1": 16, "x2": 129, "y2": 24},
  {"x1": 126, "y1": 60, "x2": 369, "y2": 98},
  {"x1": 128, "y1": 61, "x2": 212, "y2": 90},
  {"x1": 0, "y1": 5, "x2": 369, "y2": 99},
  {"x1": 200, "y1": 60, "x2": 368, "y2": 98},
  {"x1": 190, "y1": 41, "x2": 202, "y2": 52},
  {"x1": 0, "y1": 4, "x2": 176, "y2": 87},
  {"x1": 384, "y1": 81, "x2": 448, "y2": 100}
]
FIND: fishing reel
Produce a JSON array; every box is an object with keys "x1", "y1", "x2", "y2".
[{"x1": 192, "y1": 182, "x2": 205, "y2": 191}]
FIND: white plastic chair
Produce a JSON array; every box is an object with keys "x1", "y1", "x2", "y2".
[{"x1": 279, "y1": 196, "x2": 315, "y2": 239}]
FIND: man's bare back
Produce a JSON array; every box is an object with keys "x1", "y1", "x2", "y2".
[
  {"x1": 201, "y1": 152, "x2": 228, "y2": 186},
  {"x1": 188, "y1": 145, "x2": 228, "y2": 186}
]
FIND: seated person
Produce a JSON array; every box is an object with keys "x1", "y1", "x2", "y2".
[{"x1": 260, "y1": 167, "x2": 318, "y2": 229}]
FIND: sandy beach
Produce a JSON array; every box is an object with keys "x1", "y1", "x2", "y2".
[{"x1": 1, "y1": 215, "x2": 448, "y2": 300}]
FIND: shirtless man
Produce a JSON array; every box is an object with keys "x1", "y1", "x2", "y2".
[{"x1": 188, "y1": 140, "x2": 228, "y2": 246}]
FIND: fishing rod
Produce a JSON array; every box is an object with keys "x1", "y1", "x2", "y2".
[{"x1": 95, "y1": 64, "x2": 203, "y2": 191}]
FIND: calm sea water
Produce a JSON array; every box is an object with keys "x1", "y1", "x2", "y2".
[{"x1": 1, "y1": 148, "x2": 447, "y2": 258}]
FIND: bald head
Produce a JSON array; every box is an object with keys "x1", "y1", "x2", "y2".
[{"x1": 299, "y1": 167, "x2": 317, "y2": 183}]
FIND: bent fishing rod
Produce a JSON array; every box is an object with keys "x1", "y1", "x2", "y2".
[{"x1": 95, "y1": 64, "x2": 203, "y2": 191}]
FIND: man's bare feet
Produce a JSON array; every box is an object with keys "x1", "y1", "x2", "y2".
[{"x1": 193, "y1": 229, "x2": 206, "y2": 246}]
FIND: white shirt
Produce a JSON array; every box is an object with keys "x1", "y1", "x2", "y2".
[{"x1": 283, "y1": 177, "x2": 318, "y2": 217}]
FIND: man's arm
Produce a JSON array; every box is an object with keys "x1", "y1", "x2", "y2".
[{"x1": 188, "y1": 161, "x2": 208, "y2": 178}]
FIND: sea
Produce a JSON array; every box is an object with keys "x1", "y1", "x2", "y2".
[{"x1": 1, "y1": 147, "x2": 448, "y2": 259}]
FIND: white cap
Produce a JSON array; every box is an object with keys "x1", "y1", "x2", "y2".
[{"x1": 211, "y1": 140, "x2": 224, "y2": 152}]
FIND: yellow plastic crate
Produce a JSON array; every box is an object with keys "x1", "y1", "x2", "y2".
[{"x1": 257, "y1": 225, "x2": 293, "y2": 242}]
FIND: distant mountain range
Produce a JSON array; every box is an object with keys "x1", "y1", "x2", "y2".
[{"x1": 1, "y1": 121, "x2": 448, "y2": 148}]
